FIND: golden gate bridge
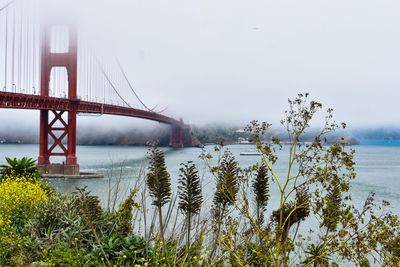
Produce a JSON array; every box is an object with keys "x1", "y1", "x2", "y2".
[{"x1": 0, "y1": 0, "x2": 189, "y2": 175}]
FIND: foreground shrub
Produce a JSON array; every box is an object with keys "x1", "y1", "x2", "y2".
[
  {"x1": 0, "y1": 157, "x2": 41, "y2": 180},
  {"x1": 0, "y1": 176, "x2": 49, "y2": 266},
  {"x1": 21, "y1": 186, "x2": 151, "y2": 266}
]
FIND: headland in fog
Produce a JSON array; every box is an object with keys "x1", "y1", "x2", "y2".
[{"x1": 1, "y1": 122, "x2": 400, "y2": 146}]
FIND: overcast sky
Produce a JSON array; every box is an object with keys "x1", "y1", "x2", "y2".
[{"x1": 1, "y1": 0, "x2": 400, "y2": 128}]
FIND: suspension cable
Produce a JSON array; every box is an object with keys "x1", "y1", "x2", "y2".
[
  {"x1": 117, "y1": 58, "x2": 168, "y2": 113},
  {"x1": 27, "y1": 7, "x2": 31, "y2": 93},
  {"x1": 11, "y1": 3, "x2": 15, "y2": 87},
  {"x1": 4, "y1": 7, "x2": 8, "y2": 89},
  {"x1": 94, "y1": 56, "x2": 132, "y2": 108},
  {"x1": 115, "y1": 58, "x2": 156, "y2": 111},
  {"x1": 0, "y1": 0, "x2": 14, "y2": 12},
  {"x1": 32, "y1": 8, "x2": 36, "y2": 93},
  {"x1": 24, "y1": 8, "x2": 28, "y2": 91},
  {"x1": 18, "y1": 3, "x2": 22, "y2": 92}
]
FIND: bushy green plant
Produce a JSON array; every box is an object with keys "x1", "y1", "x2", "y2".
[
  {"x1": 252, "y1": 163, "x2": 270, "y2": 226},
  {"x1": 116, "y1": 189, "x2": 141, "y2": 235},
  {"x1": 22, "y1": 191, "x2": 97, "y2": 264},
  {"x1": 41, "y1": 242, "x2": 89, "y2": 267},
  {"x1": 20, "y1": 187, "x2": 149, "y2": 266},
  {"x1": 209, "y1": 150, "x2": 240, "y2": 260},
  {"x1": 178, "y1": 161, "x2": 203, "y2": 262},
  {"x1": 73, "y1": 186, "x2": 104, "y2": 227},
  {"x1": 146, "y1": 144, "x2": 172, "y2": 246},
  {"x1": 0, "y1": 157, "x2": 41, "y2": 180},
  {"x1": 90, "y1": 233, "x2": 150, "y2": 266}
]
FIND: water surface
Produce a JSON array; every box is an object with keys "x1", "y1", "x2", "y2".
[{"x1": 0, "y1": 143, "x2": 399, "y2": 213}]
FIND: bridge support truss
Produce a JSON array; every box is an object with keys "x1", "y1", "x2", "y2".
[{"x1": 37, "y1": 22, "x2": 80, "y2": 175}]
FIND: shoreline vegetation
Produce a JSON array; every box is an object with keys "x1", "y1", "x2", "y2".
[{"x1": 0, "y1": 95, "x2": 399, "y2": 266}]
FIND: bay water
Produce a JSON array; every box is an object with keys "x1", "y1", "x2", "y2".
[
  {"x1": 1, "y1": 142, "x2": 399, "y2": 265},
  {"x1": 0, "y1": 142, "x2": 399, "y2": 213}
]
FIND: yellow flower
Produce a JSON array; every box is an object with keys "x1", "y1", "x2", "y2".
[{"x1": 0, "y1": 177, "x2": 48, "y2": 224}]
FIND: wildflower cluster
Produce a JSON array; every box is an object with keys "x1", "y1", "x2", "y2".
[
  {"x1": 0, "y1": 176, "x2": 49, "y2": 220},
  {"x1": 0, "y1": 176, "x2": 49, "y2": 266}
]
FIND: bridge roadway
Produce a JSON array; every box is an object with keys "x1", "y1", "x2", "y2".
[{"x1": 0, "y1": 91, "x2": 182, "y2": 126}]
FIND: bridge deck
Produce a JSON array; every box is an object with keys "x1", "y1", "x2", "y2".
[{"x1": 0, "y1": 92, "x2": 182, "y2": 125}]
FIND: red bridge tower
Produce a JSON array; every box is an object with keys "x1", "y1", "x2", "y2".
[
  {"x1": 37, "y1": 22, "x2": 80, "y2": 175},
  {"x1": 36, "y1": 22, "x2": 188, "y2": 175}
]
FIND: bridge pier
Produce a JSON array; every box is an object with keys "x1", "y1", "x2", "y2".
[
  {"x1": 169, "y1": 123, "x2": 184, "y2": 148},
  {"x1": 38, "y1": 164, "x2": 80, "y2": 176},
  {"x1": 37, "y1": 21, "x2": 80, "y2": 175}
]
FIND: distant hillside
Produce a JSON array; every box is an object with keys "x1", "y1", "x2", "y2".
[
  {"x1": 0, "y1": 125, "x2": 172, "y2": 146},
  {"x1": 1, "y1": 124, "x2": 400, "y2": 146},
  {"x1": 350, "y1": 127, "x2": 400, "y2": 140},
  {"x1": 190, "y1": 124, "x2": 361, "y2": 145}
]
